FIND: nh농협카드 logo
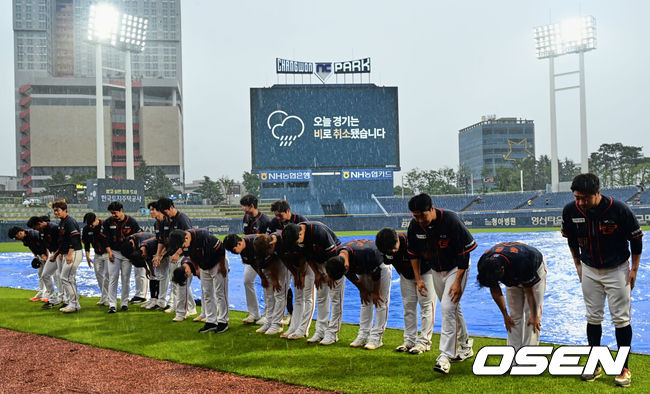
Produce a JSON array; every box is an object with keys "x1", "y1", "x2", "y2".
[{"x1": 267, "y1": 110, "x2": 305, "y2": 147}]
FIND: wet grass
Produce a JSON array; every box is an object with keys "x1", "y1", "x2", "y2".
[{"x1": 1, "y1": 287, "x2": 648, "y2": 393}]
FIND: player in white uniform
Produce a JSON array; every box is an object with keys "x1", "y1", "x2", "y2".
[
  {"x1": 562, "y1": 173, "x2": 642, "y2": 387},
  {"x1": 407, "y1": 193, "x2": 477, "y2": 374}
]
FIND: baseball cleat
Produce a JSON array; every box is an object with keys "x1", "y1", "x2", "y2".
[
  {"x1": 59, "y1": 303, "x2": 69, "y2": 310},
  {"x1": 281, "y1": 314, "x2": 291, "y2": 326},
  {"x1": 30, "y1": 297, "x2": 41, "y2": 302},
  {"x1": 163, "y1": 305, "x2": 175, "y2": 313},
  {"x1": 287, "y1": 333, "x2": 306, "y2": 340},
  {"x1": 409, "y1": 344, "x2": 431, "y2": 355},
  {"x1": 320, "y1": 336, "x2": 339, "y2": 346},
  {"x1": 193, "y1": 315, "x2": 206, "y2": 322},
  {"x1": 307, "y1": 332, "x2": 325, "y2": 344},
  {"x1": 434, "y1": 355, "x2": 451, "y2": 374},
  {"x1": 614, "y1": 368, "x2": 631, "y2": 387},
  {"x1": 40, "y1": 298, "x2": 49, "y2": 303},
  {"x1": 41, "y1": 302, "x2": 55, "y2": 309},
  {"x1": 186, "y1": 308, "x2": 197, "y2": 316},
  {"x1": 108, "y1": 307, "x2": 117, "y2": 314},
  {"x1": 451, "y1": 338, "x2": 474, "y2": 362},
  {"x1": 242, "y1": 314, "x2": 257, "y2": 324},
  {"x1": 141, "y1": 299, "x2": 157, "y2": 309},
  {"x1": 254, "y1": 316, "x2": 267, "y2": 326},
  {"x1": 364, "y1": 340, "x2": 383, "y2": 350},
  {"x1": 265, "y1": 326, "x2": 284, "y2": 336},
  {"x1": 280, "y1": 330, "x2": 293, "y2": 338},
  {"x1": 214, "y1": 323, "x2": 229, "y2": 333},
  {"x1": 172, "y1": 316, "x2": 185, "y2": 322},
  {"x1": 395, "y1": 343, "x2": 414, "y2": 352},
  {"x1": 129, "y1": 296, "x2": 146, "y2": 304},
  {"x1": 580, "y1": 365, "x2": 603, "y2": 382},
  {"x1": 349, "y1": 336, "x2": 368, "y2": 348},
  {"x1": 256, "y1": 324, "x2": 271, "y2": 333},
  {"x1": 121, "y1": 305, "x2": 129, "y2": 312},
  {"x1": 60, "y1": 306, "x2": 78, "y2": 313},
  {"x1": 198, "y1": 323, "x2": 218, "y2": 333}
]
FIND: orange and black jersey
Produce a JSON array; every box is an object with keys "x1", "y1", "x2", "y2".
[
  {"x1": 170, "y1": 211, "x2": 192, "y2": 232},
  {"x1": 127, "y1": 232, "x2": 156, "y2": 249},
  {"x1": 562, "y1": 195, "x2": 643, "y2": 268},
  {"x1": 478, "y1": 242, "x2": 543, "y2": 287},
  {"x1": 181, "y1": 229, "x2": 226, "y2": 270},
  {"x1": 407, "y1": 208, "x2": 476, "y2": 272},
  {"x1": 154, "y1": 216, "x2": 171, "y2": 245},
  {"x1": 82, "y1": 220, "x2": 106, "y2": 255},
  {"x1": 139, "y1": 237, "x2": 159, "y2": 261},
  {"x1": 338, "y1": 239, "x2": 384, "y2": 281},
  {"x1": 58, "y1": 215, "x2": 82, "y2": 252},
  {"x1": 295, "y1": 221, "x2": 340, "y2": 263},
  {"x1": 267, "y1": 213, "x2": 308, "y2": 234},
  {"x1": 243, "y1": 211, "x2": 271, "y2": 235},
  {"x1": 40, "y1": 222, "x2": 60, "y2": 253},
  {"x1": 238, "y1": 234, "x2": 258, "y2": 267},
  {"x1": 101, "y1": 215, "x2": 141, "y2": 251},
  {"x1": 381, "y1": 232, "x2": 426, "y2": 280},
  {"x1": 22, "y1": 229, "x2": 47, "y2": 256}
]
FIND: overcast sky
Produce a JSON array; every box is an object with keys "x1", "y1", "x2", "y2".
[{"x1": 1, "y1": 0, "x2": 649, "y2": 184}]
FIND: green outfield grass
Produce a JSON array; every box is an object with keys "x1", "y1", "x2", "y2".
[{"x1": 0, "y1": 288, "x2": 647, "y2": 393}]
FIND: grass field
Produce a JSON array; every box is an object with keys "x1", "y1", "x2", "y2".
[{"x1": 0, "y1": 287, "x2": 647, "y2": 393}]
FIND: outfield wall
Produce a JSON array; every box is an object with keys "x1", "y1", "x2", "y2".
[{"x1": 2, "y1": 207, "x2": 649, "y2": 243}]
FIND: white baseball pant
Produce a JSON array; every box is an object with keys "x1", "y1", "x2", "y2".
[{"x1": 400, "y1": 271, "x2": 436, "y2": 347}]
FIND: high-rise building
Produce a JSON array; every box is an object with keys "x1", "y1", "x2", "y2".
[
  {"x1": 13, "y1": 0, "x2": 184, "y2": 193},
  {"x1": 458, "y1": 116, "x2": 535, "y2": 191}
]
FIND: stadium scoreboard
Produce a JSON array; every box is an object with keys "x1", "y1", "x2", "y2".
[{"x1": 250, "y1": 85, "x2": 399, "y2": 171}]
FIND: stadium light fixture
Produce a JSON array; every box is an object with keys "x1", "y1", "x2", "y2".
[
  {"x1": 88, "y1": 3, "x2": 148, "y2": 180},
  {"x1": 533, "y1": 16, "x2": 596, "y2": 192}
]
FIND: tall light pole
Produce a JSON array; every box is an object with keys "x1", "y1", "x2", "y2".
[
  {"x1": 88, "y1": 4, "x2": 148, "y2": 180},
  {"x1": 533, "y1": 16, "x2": 596, "y2": 191}
]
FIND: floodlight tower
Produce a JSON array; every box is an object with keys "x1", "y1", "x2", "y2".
[
  {"x1": 88, "y1": 4, "x2": 148, "y2": 180},
  {"x1": 533, "y1": 16, "x2": 596, "y2": 192}
]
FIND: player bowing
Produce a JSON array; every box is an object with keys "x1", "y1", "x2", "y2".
[
  {"x1": 477, "y1": 242, "x2": 546, "y2": 351},
  {"x1": 325, "y1": 239, "x2": 392, "y2": 350}
]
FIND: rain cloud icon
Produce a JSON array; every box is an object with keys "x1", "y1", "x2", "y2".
[{"x1": 267, "y1": 110, "x2": 305, "y2": 147}]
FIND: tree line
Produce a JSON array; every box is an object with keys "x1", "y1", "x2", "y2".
[{"x1": 398, "y1": 143, "x2": 650, "y2": 195}]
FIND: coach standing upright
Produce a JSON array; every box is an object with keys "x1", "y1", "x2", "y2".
[{"x1": 562, "y1": 173, "x2": 643, "y2": 387}]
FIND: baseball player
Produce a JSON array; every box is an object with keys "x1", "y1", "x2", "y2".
[
  {"x1": 222, "y1": 234, "x2": 269, "y2": 325},
  {"x1": 8, "y1": 226, "x2": 48, "y2": 301},
  {"x1": 239, "y1": 194, "x2": 271, "y2": 326},
  {"x1": 477, "y1": 242, "x2": 546, "y2": 351},
  {"x1": 254, "y1": 232, "x2": 315, "y2": 340},
  {"x1": 82, "y1": 213, "x2": 110, "y2": 306},
  {"x1": 408, "y1": 193, "x2": 477, "y2": 374},
  {"x1": 145, "y1": 201, "x2": 171, "y2": 310},
  {"x1": 225, "y1": 234, "x2": 286, "y2": 335},
  {"x1": 102, "y1": 201, "x2": 141, "y2": 313},
  {"x1": 376, "y1": 227, "x2": 436, "y2": 355},
  {"x1": 282, "y1": 221, "x2": 341, "y2": 345},
  {"x1": 28, "y1": 216, "x2": 61, "y2": 307},
  {"x1": 167, "y1": 229, "x2": 229, "y2": 333},
  {"x1": 562, "y1": 173, "x2": 642, "y2": 387},
  {"x1": 170, "y1": 257, "x2": 201, "y2": 322},
  {"x1": 120, "y1": 231, "x2": 158, "y2": 307},
  {"x1": 325, "y1": 239, "x2": 392, "y2": 349},
  {"x1": 51, "y1": 201, "x2": 83, "y2": 313},
  {"x1": 157, "y1": 197, "x2": 197, "y2": 316},
  {"x1": 268, "y1": 199, "x2": 308, "y2": 325}
]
